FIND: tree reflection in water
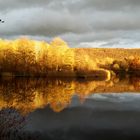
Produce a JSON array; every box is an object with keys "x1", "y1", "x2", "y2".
[{"x1": 0, "y1": 76, "x2": 140, "y2": 115}]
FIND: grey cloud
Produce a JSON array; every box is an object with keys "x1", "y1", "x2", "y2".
[
  {"x1": 47, "y1": 0, "x2": 140, "y2": 12},
  {"x1": 0, "y1": 0, "x2": 51, "y2": 12},
  {"x1": 0, "y1": 8, "x2": 91, "y2": 36},
  {"x1": 61, "y1": 30, "x2": 140, "y2": 43},
  {"x1": 90, "y1": 11, "x2": 140, "y2": 31},
  {"x1": 68, "y1": 0, "x2": 140, "y2": 12},
  {"x1": 79, "y1": 0, "x2": 140, "y2": 10},
  {"x1": 1, "y1": 0, "x2": 140, "y2": 12},
  {"x1": 1, "y1": 8, "x2": 140, "y2": 37},
  {"x1": 0, "y1": 0, "x2": 140, "y2": 46}
]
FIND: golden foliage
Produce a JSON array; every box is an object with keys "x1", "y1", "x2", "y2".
[
  {"x1": 0, "y1": 37, "x2": 75, "y2": 76},
  {"x1": 127, "y1": 56, "x2": 140, "y2": 70},
  {"x1": 0, "y1": 37, "x2": 109, "y2": 78},
  {"x1": 0, "y1": 76, "x2": 139, "y2": 114},
  {"x1": 74, "y1": 49, "x2": 98, "y2": 77},
  {"x1": 0, "y1": 78, "x2": 113, "y2": 114}
]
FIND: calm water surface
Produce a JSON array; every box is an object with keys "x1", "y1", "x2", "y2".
[{"x1": 1, "y1": 76, "x2": 140, "y2": 140}]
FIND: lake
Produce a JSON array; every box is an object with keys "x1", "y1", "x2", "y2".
[{"x1": 1, "y1": 76, "x2": 140, "y2": 140}]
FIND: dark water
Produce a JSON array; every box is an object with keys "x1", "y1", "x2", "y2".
[{"x1": 1, "y1": 76, "x2": 140, "y2": 140}]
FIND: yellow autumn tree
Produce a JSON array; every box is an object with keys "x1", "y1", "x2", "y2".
[
  {"x1": 49, "y1": 38, "x2": 75, "y2": 76},
  {"x1": 15, "y1": 38, "x2": 36, "y2": 76},
  {"x1": 0, "y1": 37, "x2": 76, "y2": 76}
]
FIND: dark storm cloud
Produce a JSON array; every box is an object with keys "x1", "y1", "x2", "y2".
[
  {"x1": 0, "y1": 0, "x2": 51, "y2": 11},
  {"x1": 0, "y1": 0, "x2": 140, "y2": 46},
  {"x1": 0, "y1": 8, "x2": 90, "y2": 36},
  {"x1": 69, "y1": 0, "x2": 140, "y2": 11},
  {"x1": 0, "y1": 8, "x2": 140, "y2": 36},
  {"x1": 1, "y1": 0, "x2": 140, "y2": 11}
]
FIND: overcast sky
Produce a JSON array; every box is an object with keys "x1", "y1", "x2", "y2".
[{"x1": 0, "y1": 0, "x2": 140, "y2": 47}]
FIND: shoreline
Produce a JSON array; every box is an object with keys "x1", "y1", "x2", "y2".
[{"x1": 0, "y1": 38, "x2": 140, "y2": 80}]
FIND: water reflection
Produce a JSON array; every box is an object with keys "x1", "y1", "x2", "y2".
[{"x1": 0, "y1": 75, "x2": 140, "y2": 114}]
